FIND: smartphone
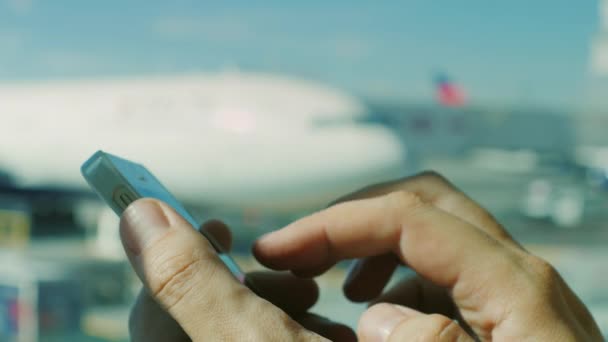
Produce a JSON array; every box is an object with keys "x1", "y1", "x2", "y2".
[{"x1": 81, "y1": 150, "x2": 245, "y2": 283}]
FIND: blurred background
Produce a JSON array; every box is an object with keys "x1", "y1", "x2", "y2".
[{"x1": 1, "y1": 0, "x2": 608, "y2": 340}]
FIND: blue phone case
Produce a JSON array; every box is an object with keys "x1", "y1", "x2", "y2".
[{"x1": 81, "y1": 150, "x2": 245, "y2": 282}]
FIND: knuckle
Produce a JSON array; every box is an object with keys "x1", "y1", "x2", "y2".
[
  {"x1": 422, "y1": 314, "x2": 459, "y2": 341},
  {"x1": 493, "y1": 249, "x2": 522, "y2": 274},
  {"x1": 144, "y1": 234, "x2": 217, "y2": 311},
  {"x1": 471, "y1": 207, "x2": 497, "y2": 225},
  {"x1": 386, "y1": 190, "x2": 426, "y2": 212},
  {"x1": 474, "y1": 249, "x2": 523, "y2": 292},
  {"x1": 418, "y1": 170, "x2": 450, "y2": 185},
  {"x1": 504, "y1": 254, "x2": 561, "y2": 307},
  {"x1": 152, "y1": 255, "x2": 204, "y2": 311},
  {"x1": 526, "y1": 255, "x2": 560, "y2": 287}
]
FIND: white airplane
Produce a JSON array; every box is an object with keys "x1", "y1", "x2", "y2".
[{"x1": 0, "y1": 71, "x2": 406, "y2": 212}]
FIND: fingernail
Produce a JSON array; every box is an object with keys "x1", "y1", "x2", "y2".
[
  {"x1": 256, "y1": 232, "x2": 272, "y2": 243},
  {"x1": 255, "y1": 229, "x2": 281, "y2": 247},
  {"x1": 120, "y1": 199, "x2": 171, "y2": 255},
  {"x1": 360, "y1": 304, "x2": 412, "y2": 342}
]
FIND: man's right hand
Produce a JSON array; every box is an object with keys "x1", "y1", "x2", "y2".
[{"x1": 254, "y1": 172, "x2": 603, "y2": 341}]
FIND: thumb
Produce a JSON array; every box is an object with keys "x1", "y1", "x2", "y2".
[
  {"x1": 358, "y1": 304, "x2": 473, "y2": 342},
  {"x1": 120, "y1": 198, "x2": 323, "y2": 341}
]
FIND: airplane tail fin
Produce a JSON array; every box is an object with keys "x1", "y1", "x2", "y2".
[{"x1": 434, "y1": 73, "x2": 466, "y2": 107}]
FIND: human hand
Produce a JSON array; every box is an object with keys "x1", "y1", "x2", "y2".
[
  {"x1": 253, "y1": 172, "x2": 603, "y2": 341},
  {"x1": 121, "y1": 199, "x2": 356, "y2": 341}
]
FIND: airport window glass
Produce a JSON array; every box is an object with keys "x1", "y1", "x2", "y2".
[{"x1": 1, "y1": 2, "x2": 607, "y2": 340}]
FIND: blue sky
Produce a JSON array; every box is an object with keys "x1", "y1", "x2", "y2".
[{"x1": 0, "y1": 0, "x2": 600, "y2": 108}]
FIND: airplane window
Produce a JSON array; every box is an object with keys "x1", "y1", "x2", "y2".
[{"x1": 1, "y1": 2, "x2": 607, "y2": 340}]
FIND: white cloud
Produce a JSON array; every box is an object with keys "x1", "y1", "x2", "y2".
[{"x1": 6, "y1": 0, "x2": 33, "y2": 14}]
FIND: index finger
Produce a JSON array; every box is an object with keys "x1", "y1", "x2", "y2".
[
  {"x1": 253, "y1": 191, "x2": 513, "y2": 289},
  {"x1": 333, "y1": 171, "x2": 518, "y2": 248}
]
